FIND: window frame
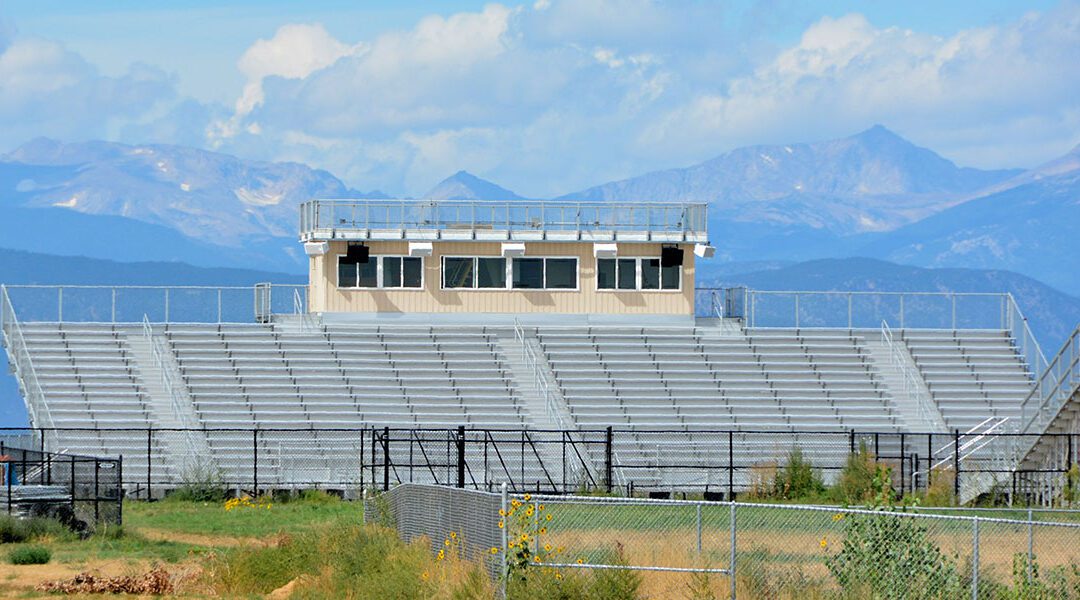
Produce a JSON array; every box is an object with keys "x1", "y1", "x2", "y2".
[
  {"x1": 596, "y1": 256, "x2": 683, "y2": 292},
  {"x1": 440, "y1": 255, "x2": 580, "y2": 291},
  {"x1": 336, "y1": 255, "x2": 424, "y2": 290}
]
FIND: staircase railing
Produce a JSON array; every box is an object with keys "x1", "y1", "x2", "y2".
[
  {"x1": 0, "y1": 285, "x2": 54, "y2": 432},
  {"x1": 514, "y1": 320, "x2": 569, "y2": 431},
  {"x1": 1018, "y1": 325, "x2": 1080, "y2": 437},
  {"x1": 142, "y1": 315, "x2": 201, "y2": 464},
  {"x1": 1004, "y1": 293, "x2": 1048, "y2": 380},
  {"x1": 882, "y1": 320, "x2": 942, "y2": 431}
]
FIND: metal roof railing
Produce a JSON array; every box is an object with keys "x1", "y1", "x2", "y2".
[{"x1": 299, "y1": 199, "x2": 709, "y2": 243}]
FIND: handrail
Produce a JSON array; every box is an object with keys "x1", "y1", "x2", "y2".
[
  {"x1": 881, "y1": 320, "x2": 942, "y2": 431},
  {"x1": 1018, "y1": 324, "x2": 1080, "y2": 438},
  {"x1": 0, "y1": 285, "x2": 55, "y2": 431},
  {"x1": 300, "y1": 199, "x2": 709, "y2": 240},
  {"x1": 142, "y1": 315, "x2": 198, "y2": 431},
  {"x1": 1004, "y1": 292, "x2": 1048, "y2": 381},
  {"x1": 922, "y1": 417, "x2": 1011, "y2": 473}
]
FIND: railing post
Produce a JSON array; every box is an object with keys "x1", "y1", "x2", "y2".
[
  {"x1": 604, "y1": 426, "x2": 613, "y2": 493},
  {"x1": 794, "y1": 293, "x2": 799, "y2": 328},
  {"x1": 383, "y1": 426, "x2": 391, "y2": 491},
  {"x1": 217, "y1": 289, "x2": 223, "y2": 323},
  {"x1": 58, "y1": 287, "x2": 63, "y2": 322},
  {"x1": 900, "y1": 294, "x2": 905, "y2": 329},
  {"x1": 164, "y1": 288, "x2": 170, "y2": 323},
  {"x1": 456, "y1": 425, "x2": 466, "y2": 489},
  {"x1": 728, "y1": 430, "x2": 734, "y2": 500},
  {"x1": 111, "y1": 288, "x2": 116, "y2": 323},
  {"x1": 951, "y1": 294, "x2": 957, "y2": 330},
  {"x1": 954, "y1": 429, "x2": 961, "y2": 503},
  {"x1": 847, "y1": 293, "x2": 853, "y2": 329}
]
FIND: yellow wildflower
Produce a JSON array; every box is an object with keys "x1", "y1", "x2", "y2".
[
  {"x1": 534, "y1": 556, "x2": 542, "y2": 563},
  {"x1": 545, "y1": 514, "x2": 552, "y2": 522},
  {"x1": 421, "y1": 572, "x2": 429, "y2": 581},
  {"x1": 520, "y1": 533, "x2": 529, "y2": 542},
  {"x1": 538, "y1": 504, "x2": 545, "y2": 511},
  {"x1": 498, "y1": 520, "x2": 505, "y2": 529},
  {"x1": 576, "y1": 558, "x2": 584, "y2": 565},
  {"x1": 539, "y1": 527, "x2": 547, "y2": 535},
  {"x1": 450, "y1": 532, "x2": 457, "y2": 540},
  {"x1": 499, "y1": 509, "x2": 506, "y2": 516},
  {"x1": 820, "y1": 537, "x2": 828, "y2": 549},
  {"x1": 832, "y1": 513, "x2": 844, "y2": 522},
  {"x1": 555, "y1": 573, "x2": 563, "y2": 580},
  {"x1": 525, "y1": 507, "x2": 535, "y2": 517},
  {"x1": 444, "y1": 539, "x2": 450, "y2": 547},
  {"x1": 544, "y1": 544, "x2": 552, "y2": 553},
  {"x1": 437, "y1": 549, "x2": 445, "y2": 560},
  {"x1": 524, "y1": 494, "x2": 532, "y2": 501},
  {"x1": 490, "y1": 547, "x2": 499, "y2": 554}
]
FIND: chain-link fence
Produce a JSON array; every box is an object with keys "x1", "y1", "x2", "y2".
[
  {"x1": 4, "y1": 427, "x2": 1077, "y2": 506},
  {"x1": 0, "y1": 441, "x2": 122, "y2": 530},
  {"x1": 383, "y1": 483, "x2": 1080, "y2": 599}
]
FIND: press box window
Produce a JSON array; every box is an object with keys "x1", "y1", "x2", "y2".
[
  {"x1": 598, "y1": 257, "x2": 681, "y2": 291},
  {"x1": 445, "y1": 256, "x2": 577, "y2": 290},
  {"x1": 338, "y1": 256, "x2": 422, "y2": 289}
]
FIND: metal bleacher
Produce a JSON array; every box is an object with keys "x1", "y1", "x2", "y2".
[{"x1": 902, "y1": 329, "x2": 1034, "y2": 431}]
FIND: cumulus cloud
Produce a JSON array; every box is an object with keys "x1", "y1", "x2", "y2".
[
  {"x1": 642, "y1": 5, "x2": 1080, "y2": 167},
  {"x1": 0, "y1": 34, "x2": 178, "y2": 149}
]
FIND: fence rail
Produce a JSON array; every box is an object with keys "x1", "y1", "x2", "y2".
[
  {"x1": 379, "y1": 483, "x2": 1080, "y2": 599},
  {"x1": 3, "y1": 427, "x2": 1075, "y2": 506}
]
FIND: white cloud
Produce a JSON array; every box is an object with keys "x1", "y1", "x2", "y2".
[
  {"x1": 642, "y1": 5, "x2": 1080, "y2": 167},
  {"x1": 0, "y1": 34, "x2": 177, "y2": 148}
]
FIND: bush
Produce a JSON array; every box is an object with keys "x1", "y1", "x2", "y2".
[
  {"x1": 833, "y1": 442, "x2": 885, "y2": 505},
  {"x1": 747, "y1": 448, "x2": 824, "y2": 501},
  {"x1": 922, "y1": 467, "x2": 957, "y2": 507},
  {"x1": 0, "y1": 515, "x2": 71, "y2": 543},
  {"x1": 773, "y1": 447, "x2": 824, "y2": 500},
  {"x1": 169, "y1": 458, "x2": 228, "y2": 502},
  {"x1": 8, "y1": 545, "x2": 51, "y2": 565}
]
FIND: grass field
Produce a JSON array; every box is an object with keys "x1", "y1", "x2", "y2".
[
  {"x1": 0, "y1": 495, "x2": 364, "y2": 598},
  {"x1": 0, "y1": 496, "x2": 1078, "y2": 598}
]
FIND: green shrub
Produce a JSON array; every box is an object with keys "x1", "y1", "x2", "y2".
[
  {"x1": 922, "y1": 467, "x2": 957, "y2": 507},
  {"x1": 8, "y1": 545, "x2": 51, "y2": 565},
  {"x1": 833, "y1": 442, "x2": 887, "y2": 504},
  {"x1": 774, "y1": 447, "x2": 824, "y2": 500},
  {"x1": 169, "y1": 459, "x2": 228, "y2": 502}
]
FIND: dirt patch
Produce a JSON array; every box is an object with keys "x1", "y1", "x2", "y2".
[
  {"x1": 133, "y1": 527, "x2": 261, "y2": 548},
  {"x1": 0, "y1": 559, "x2": 154, "y2": 598},
  {"x1": 268, "y1": 575, "x2": 310, "y2": 599}
]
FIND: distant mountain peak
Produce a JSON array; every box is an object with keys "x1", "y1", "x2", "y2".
[{"x1": 423, "y1": 170, "x2": 524, "y2": 200}]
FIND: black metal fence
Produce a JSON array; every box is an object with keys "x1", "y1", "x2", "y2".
[
  {"x1": 0, "y1": 442, "x2": 122, "y2": 529},
  {"x1": 3, "y1": 427, "x2": 1074, "y2": 505}
]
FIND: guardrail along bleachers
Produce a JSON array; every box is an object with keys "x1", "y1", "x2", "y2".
[
  {"x1": 18, "y1": 323, "x2": 162, "y2": 471},
  {"x1": 536, "y1": 325, "x2": 898, "y2": 487},
  {"x1": 902, "y1": 329, "x2": 1035, "y2": 431},
  {"x1": 165, "y1": 322, "x2": 526, "y2": 484}
]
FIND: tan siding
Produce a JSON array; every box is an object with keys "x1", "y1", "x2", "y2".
[{"x1": 309, "y1": 241, "x2": 695, "y2": 316}]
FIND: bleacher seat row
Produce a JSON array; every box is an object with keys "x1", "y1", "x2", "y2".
[{"x1": 9, "y1": 322, "x2": 1035, "y2": 490}]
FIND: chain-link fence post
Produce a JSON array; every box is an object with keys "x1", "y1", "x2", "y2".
[
  {"x1": 971, "y1": 517, "x2": 979, "y2": 599},
  {"x1": 146, "y1": 428, "x2": 152, "y2": 500},
  {"x1": 117, "y1": 455, "x2": 124, "y2": 527},
  {"x1": 253, "y1": 428, "x2": 259, "y2": 496},
  {"x1": 695, "y1": 503, "x2": 702, "y2": 555},
  {"x1": 1027, "y1": 507, "x2": 1034, "y2": 583},
  {"x1": 500, "y1": 483, "x2": 508, "y2": 600},
  {"x1": 730, "y1": 501, "x2": 737, "y2": 600}
]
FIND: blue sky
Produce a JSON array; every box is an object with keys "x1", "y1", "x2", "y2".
[{"x1": 1, "y1": 1, "x2": 1077, "y2": 196}]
